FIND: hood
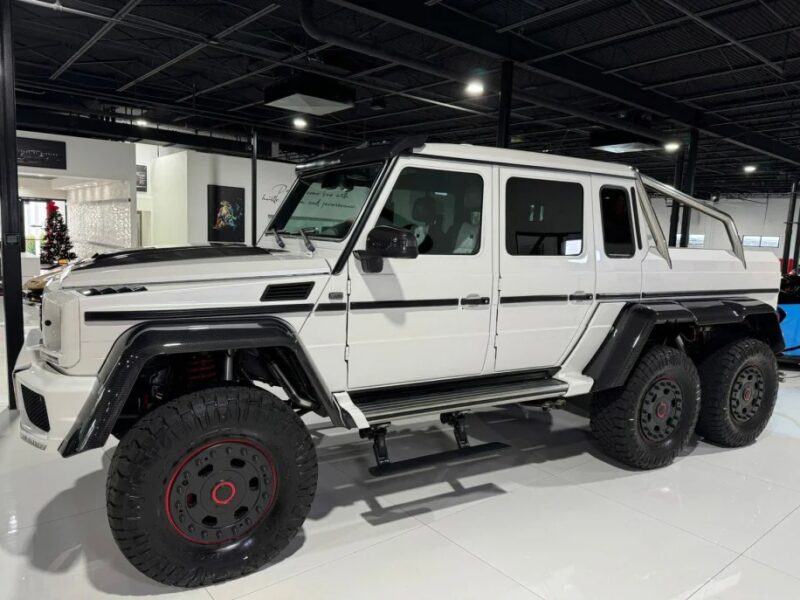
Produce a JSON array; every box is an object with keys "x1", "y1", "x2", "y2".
[{"x1": 57, "y1": 245, "x2": 331, "y2": 289}]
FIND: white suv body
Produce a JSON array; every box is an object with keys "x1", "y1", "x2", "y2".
[
  {"x1": 14, "y1": 140, "x2": 785, "y2": 587},
  {"x1": 15, "y1": 141, "x2": 780, "y2": 452}
]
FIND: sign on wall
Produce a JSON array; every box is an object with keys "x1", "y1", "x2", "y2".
[
  {"x1": 17, "y1": 137, "x2": 67, "y2": 169},
  {"x1": 208, "y1": 185, "x2": 245, "y2": 243},
  {"x1": 136, "y1": 165, "x2": 147, "y2": 192}
]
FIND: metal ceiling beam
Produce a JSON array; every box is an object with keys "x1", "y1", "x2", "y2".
[
  {"x1": 659, "y1": 0, "x2": 783, "y2": 77},
  {"x1": 328, "y1": 0, "x2": 800, "y2": 166},
  {"x1": 50, "y1": 0, "x2": 140, "y2": 80},
  {"x1": 117, "y1": 3, "x2": 279, "y2": 92},
  {"x1": 606, "y1": 21, "x2": 800, "y2": 75},
  {"x1": 496, "y1": 0, "x2": 597, "y2": 33},
  {"x1": 302, "y1": 0, "x2": 671, "y2": 142},
  {"x1": 528, "y1": 0, "x2": 754, "y2": 64}
]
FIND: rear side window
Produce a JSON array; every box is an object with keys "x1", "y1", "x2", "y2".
[
  {"x1": 505, "y1": 178, "x2": 583, "y2": 256},
  {"x1": 600, "y1": 186, "x2": 635, "y2": 257}
]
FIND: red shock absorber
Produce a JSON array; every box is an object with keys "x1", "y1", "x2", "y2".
[{"x1": 186, "y1": 354, "x2": 218, "y2": 384}]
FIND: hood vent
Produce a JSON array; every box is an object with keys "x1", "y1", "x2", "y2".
[
  {"x1": 79, "y1": 285, "x2": 147, "y2": 296},
  {"x1": 261, "y1": 282, "x2": 315, "y2": 302}
]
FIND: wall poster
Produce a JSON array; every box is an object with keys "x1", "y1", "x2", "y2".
[
  {"x1": 207, "y1": 184, "x2": 245, "y2": 243},
  {"x1": 136, "y1": 165, "x2": 148, "y2": 192}
]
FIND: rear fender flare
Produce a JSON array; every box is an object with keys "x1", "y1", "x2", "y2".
[{"x1": 584, "y1": 298, "x2": 784, "y2": 393}]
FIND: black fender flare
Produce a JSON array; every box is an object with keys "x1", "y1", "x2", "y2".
[
  {"x1": 58, "y1": 317, "x2": 339, "y2": 457},
  {"x1": 584, "y1": 298, "x2": 784, "y2": 393}
]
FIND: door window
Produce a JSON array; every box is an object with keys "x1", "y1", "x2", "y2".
[
  {"x1": 377, "y1": 167, "x2": 484, "y2": 255},
  {"x1": 599, "y1": 186, "x2": 636, "y2": 257},
  {"x1": 505, "y1": 178, "x2": 583, "y2": 256}
]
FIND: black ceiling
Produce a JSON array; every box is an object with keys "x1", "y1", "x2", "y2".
[{"x1": 10, "y1": 0, "x2": 800, "y2": 193}]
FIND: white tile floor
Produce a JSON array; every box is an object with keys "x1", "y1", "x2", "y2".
[{"x1": 1, "y1": 311, "x2": 800, "y2": 598}]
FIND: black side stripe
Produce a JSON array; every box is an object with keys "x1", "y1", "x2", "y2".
[
  {"x1": 595, "y1": 293, "x2": 641, "y2": 301},
  {"x1": 350, "y1": 298, "x2": 458, "y2": 310},
  {"x1": 642, "y1": 288, "x2": 779, "y2": 299},
  {"x1": 315, "y1": 303, "x2": 347, "y2": 312},
  {"x1": 501, "y1": 295, "x2": 568, "y2": 304},
  {"x1": 85, "y1": 304, "x2": 314, "y2": 322}
]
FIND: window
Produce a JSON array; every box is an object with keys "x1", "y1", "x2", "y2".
[
  {"x1": 600, "y1": 186, "x2": 635, "y2": 257},
  {"x1": 505, "y1": 178, "x2": 583, "y2": 256},
  {"x1": 272, "y1": 162, "x2": 383, "y2": 240},
  {"x1": 377, "y1": 167, "x2": 484, "y2": 255}
]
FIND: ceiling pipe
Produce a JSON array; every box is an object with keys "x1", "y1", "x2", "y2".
[{"x1": 299, "y1": 0, "x2": 671, "y2": 143}]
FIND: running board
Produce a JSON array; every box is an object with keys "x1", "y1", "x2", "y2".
[{"x1": 351, "y1": 372, "x2": 567, "y2": 424}]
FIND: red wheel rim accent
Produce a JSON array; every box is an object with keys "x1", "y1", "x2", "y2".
[
  {"x1": 211, "y1": 481, "x2": 237, "y2": 505},
  {"x1": 164, "y1": 437, "x2": 278, "y2": 545}
]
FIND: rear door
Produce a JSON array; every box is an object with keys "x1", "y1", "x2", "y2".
[{"x1": 495, "y1": 168, "x2": 595, "y2": 371}]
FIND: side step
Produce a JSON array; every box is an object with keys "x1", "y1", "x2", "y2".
[{"x1": 351, "y1": 371, "x2": 568, "y2": 425}]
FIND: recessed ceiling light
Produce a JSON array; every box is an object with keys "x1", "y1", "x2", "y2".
[
  {"x1": 743, "y1": 165, "x2": 757, "y2": 173},
  {"x1": 293, "y1": 116, "x2": 308, "y2": 129},
  {"x1": 664, "y1": 141, "x2": 681, "y2": 152},
  {"x1": 465, "y1": 80, "x2": 485, "y2": 96},
  {"x1": 134, "y1": 119, "x2": 149, "y2": 127}
]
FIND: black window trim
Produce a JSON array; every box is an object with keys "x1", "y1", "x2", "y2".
[
  {"x1": 503, "y1": 175, "x2": 586, "y2": 258},
  {"x1": 599, "y1": 184, "x2": 637, "y2": 259},
  {"x1": 630, "y1": 186, "x2": 643, "y2": 250}
]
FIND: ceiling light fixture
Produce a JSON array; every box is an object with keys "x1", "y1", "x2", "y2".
[
  {"x1": 664, "y1": 141, "x2": 681, "y2": 153},
  {"x1": 465, "y1": 80, "x2": 485, "y2": 96},
  {"x1": 134, "y1": 119, "x2": 149, "y2": 127},
  {"x1": 743, "y1": 165, "x2": 757, "y2": 173},
  {"x1": 293, "y1": 116, "x2": 308, "y2": 129}
]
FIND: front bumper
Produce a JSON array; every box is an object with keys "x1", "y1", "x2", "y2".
[{"x1": 14, "y1": 329, "x2": 96, "y2": 453}]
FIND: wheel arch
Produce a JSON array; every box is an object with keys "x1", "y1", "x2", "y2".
[
  {"x1": 59, "y1": 317, "x2": 340, "y2": 458},
  {"x1": 584, "y1": 298, "x2": 784, "y2": 393}
]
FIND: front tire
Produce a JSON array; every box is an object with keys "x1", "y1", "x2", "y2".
[
  {"x1": 590, "y1": 346, "x2": 701, "y2": 469},
  {"x1": 696, "y1": 338, "x2": 778, "y2": 447},
  {"x1": 106, "y1": 386, "x2": 317, "y2": 588}
]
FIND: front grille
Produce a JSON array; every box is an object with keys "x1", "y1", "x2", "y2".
[
  {"x1": 261, "y1": 281, "x2": 314, "y2": 302},
  {"x1": 21, "y1": 386, "x2": 50, "y2": 432}
]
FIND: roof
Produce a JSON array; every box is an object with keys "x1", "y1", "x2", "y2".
[{"x1": 415, "y1": 143, "x2": 637, "y2": 178}]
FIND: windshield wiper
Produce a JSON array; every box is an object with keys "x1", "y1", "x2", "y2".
[
  {"x1": 298, "y1": 228, "x2": 316, "y2": 253},
  {"x1": 270, "y1": 228, "x2": 286, "y2": 249}
]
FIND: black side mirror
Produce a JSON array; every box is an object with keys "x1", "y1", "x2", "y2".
[{"x1": 354, "y1": 225, "x2": 418, "y2": 273}]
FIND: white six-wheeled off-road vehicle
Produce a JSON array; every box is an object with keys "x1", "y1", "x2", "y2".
[{"x1": 14, "y1": 139, "x2": 783, "y2": 587}]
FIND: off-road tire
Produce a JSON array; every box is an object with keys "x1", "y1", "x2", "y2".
[
  {"x1": 106, "y1": 386, "x2": 317, "y2": 588},
  {"x1": 696, "y1": 338, "x2": 778, "y2": 447},
  {"x1": 590, "y1": 346, "x2": 701, "y2": 469}
]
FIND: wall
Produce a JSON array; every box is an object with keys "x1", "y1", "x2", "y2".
[
  {"x1": 150, "y1": 151, "x2": 189, "y2": 246},
  {"x1": 650, "y1": 193, "x2": 791, "y2": 258},
  {"x1": 17, "y1": 131, "x2": 138, "y2": 259},
  {"x1": 148, "y1": 149, "x2": 295, "y2": 247},
  {"x1": 186, "y1": 152, "x2": 295, "y2": 245}
]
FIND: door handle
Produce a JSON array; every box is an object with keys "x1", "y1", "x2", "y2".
[
  {"x1": 461, "y1": 294, "x2": 490, "y2": 306},
  {"x1": 569, "y1": 291, "x2": 594, "y2": 302}
]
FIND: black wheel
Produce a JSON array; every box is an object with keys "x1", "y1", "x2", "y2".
[
  {"x1": 590, "y1": 345, "x2": 701, "y2": 469},
  {"x1": 106, "y1": 386, "x2": 317, "y2": 588},
  {"x1": 696, "y1": 338, "x2": 778, "y2": 447}
]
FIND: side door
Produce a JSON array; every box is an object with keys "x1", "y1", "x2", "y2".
[
  {"x1": 495, "y1": 168, "x2": 595, "y2": 372},
  {"x1": 346, "y1": 158, "x2": 494, "y2": 389}
]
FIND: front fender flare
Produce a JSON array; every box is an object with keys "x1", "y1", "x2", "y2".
[{"x1": 58, "y1": 317, "x2": 338, "y2": 457}]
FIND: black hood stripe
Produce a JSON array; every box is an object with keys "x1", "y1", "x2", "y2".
[{"x1": 72, "y1": 245, "x2": 274, "y2": 271}]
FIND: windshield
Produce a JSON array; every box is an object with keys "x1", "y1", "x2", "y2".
[{"x1": 271, "y1": 162, "x2": 384, "y2": 239}]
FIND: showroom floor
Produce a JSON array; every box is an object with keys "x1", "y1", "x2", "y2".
[{"x1": 2, "y1": 313, "x2": 800, "y2": 598}]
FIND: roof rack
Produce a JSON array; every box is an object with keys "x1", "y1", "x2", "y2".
[{"x1": 296, "y1": 135, "x2": 427, "y2": 174}]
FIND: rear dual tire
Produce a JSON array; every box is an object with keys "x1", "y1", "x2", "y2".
[
  {"x1": 591, "y1": 346, "x2": 701, "y2": 469},
  {"x1": 591, "y1": 338, "x2": 778, "y2": 470},
  {"x1": 106, "y1": 386, "x2": 317, "y2": 588}
]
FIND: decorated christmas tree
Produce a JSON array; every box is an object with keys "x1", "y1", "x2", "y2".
[{"x1": 40, "y1": 201, "x2": 76, "y2": 265}]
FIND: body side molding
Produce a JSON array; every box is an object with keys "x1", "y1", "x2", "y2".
[
  {"x1": 59, "y1": 316, "x2": 339, "y2": 457},
  {"x1": 584, "y1": 298, "x2": 783, "y2": 393}
]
